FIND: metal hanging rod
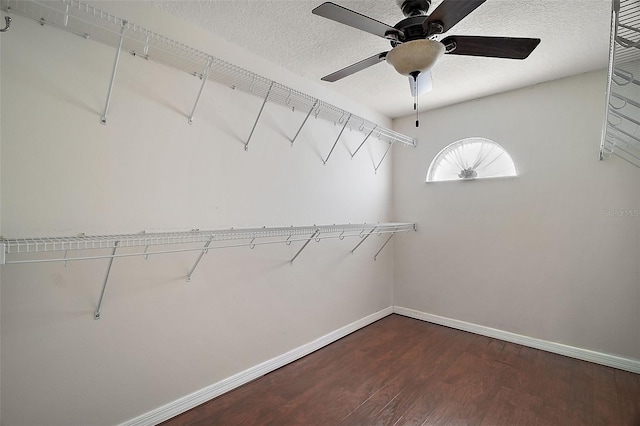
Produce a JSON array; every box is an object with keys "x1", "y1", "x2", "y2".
[
  {"x1": 0, "y1": 229, "x2": 406, "y2": 265},
  {"x1": 601, "y1": 0, "x2": 640, "y2": 167},
  {"x1": 0, "y1": 223, "x2": 416, "y2": 320},
  {"x1": 0, "y1": 223, "x2": 416, "y2": 264},
  {"x1": 0, "y1": 0, "x2": 416, "y2": 149}
]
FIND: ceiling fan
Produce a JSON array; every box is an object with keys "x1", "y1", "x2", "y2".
[{"x1": 312, "y1": 0, "x2": 540, "y2": 125}]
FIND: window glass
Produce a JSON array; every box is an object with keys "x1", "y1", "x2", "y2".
[{"x1": 426, "y1": 137, "x2": 516, "y2": 182}]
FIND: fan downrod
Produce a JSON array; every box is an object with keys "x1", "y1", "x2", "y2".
[{"x1": 400, "y1": 0, "x2": 431, "y2": 17}]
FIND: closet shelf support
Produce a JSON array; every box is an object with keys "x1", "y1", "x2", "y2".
[
  {"x1": 245, "y1": 81, "x2": 274, "y2": 151},
  {"x1": 374, "y1": 142, "x2": 394, "y2": 174},
  {"x1": 350, "y1": 226, "x2": 377, "y2": 254},
  {"x1": 291, "y1": 100, "x2": 318, "y2": 146},
  {"x1": 94, "y1": 241, "x2": 119, "y2": 320},
  {"x1": 187, "y1": 236, "x2": 214, "y2": 282},
  {"x1": 352, "y1": 126, "x2": 376, "y2": 158},
  {"x1": 63, "y1": 0, "x2": 69, "y2": 26},
  {"x1": 373, "y1": 233, "x2": 395, "y2": 261},
  {"x1": 323, "y1": 114, "x2": 351, "y2": 164},
  {"x1": 100, "y1": 20, "x2": 127, "y2": 125},
  {"x1": 188, "y1": 57, "x2": 213, "y2": 124},
  {"x1": 290, "y1": 230, "x2": 320, "y2": 264}
]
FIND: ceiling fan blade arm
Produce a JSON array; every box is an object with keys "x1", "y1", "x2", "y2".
[
  {"x1": 312, "y1": 2, "x2": 397, "y2": 39},
  {"x1": 442, "y1": 36, "x2": 541, "y2": 59},
  {"x1": 321, "y1": 52, "x2": 388, "y2": 82},
  {"x1": 424, "y1": 0, "x2": 487, "y2": 34}
]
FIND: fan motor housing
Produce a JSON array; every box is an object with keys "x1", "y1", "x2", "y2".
[
  {"x1": 390, "y1": 0, "x2": 443, "y2": 47},
  {"x1": 400, "y1": 0, "x2": 431, "y2": 17},
  {"x1": 392, "y1": 16, "x2": 427, "y2": 45},
  {"x1": 390, "y1": 16, "x2": 443, "y2": 47}
]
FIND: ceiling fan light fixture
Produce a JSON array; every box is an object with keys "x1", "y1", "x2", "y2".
[{"x1": 386, "y1": 39, "x2": 445, "y2": 76}]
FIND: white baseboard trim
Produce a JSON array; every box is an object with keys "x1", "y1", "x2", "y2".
[
  {"x1": 120, "y1": 306, "x2": 393, "y2": 426},
  {"x1": 393, "y1": 306, "x2": 640, "y2": 374},
  {"x1": 122, "y1": 305, "x2": 640, "y2": 425}
]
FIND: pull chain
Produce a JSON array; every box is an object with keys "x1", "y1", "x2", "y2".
[
  {"x1": 411, "y1": 72, "x2": 420, "y2": 127},
  {"x1": 415, "y1": 80, "x2": 419, "y2": 128}
]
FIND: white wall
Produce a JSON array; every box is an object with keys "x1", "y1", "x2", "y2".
[
  {"x1": 0, "y1": 4, "x2": 396, "y2": 425},
  {"x1": 393, "y1": 70, "x2": 640, "y2": 361},
  {"x1": 4, "y1": 2, "x2": 637, "y2": 425},
  {"x1": 0, "y1": 15, "x2": 3, "y2": 424}
]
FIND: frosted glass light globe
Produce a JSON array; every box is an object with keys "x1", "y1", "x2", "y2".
[{"x1": 386, "y1": 39, "x2": 445, "y2": 76}]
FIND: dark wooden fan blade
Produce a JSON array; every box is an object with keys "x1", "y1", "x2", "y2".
[
  {"x1": 312, "y1": 2, "x2": 396, "y2": 39},
  {"x1": 443, "y1": 36, "x2": 541, "y2": 59},
  {"x1": 425, "y1": 0, "x2": 486, "y2": 33},
  {"x1": 321, "y1": 52, "x2": 388, "y2": 82}
]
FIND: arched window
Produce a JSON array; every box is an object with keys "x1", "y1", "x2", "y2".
[{"x1": 426, "y1": 137, "x2": 516, "y2": 182}]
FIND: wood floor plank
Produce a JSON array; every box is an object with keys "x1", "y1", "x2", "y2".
[
  {"x1": 592, "y1": 365, "x2": 623, "y2": 425},
  {"x1": 619, "y1": 397, "x2": 640, "y2": 426},
  {"x1": 273, "y1": 319, "x2": 423, "y2": 424},
  {"x1": 367, "y1": 336, "x2": 459, "y2": 425},
  {"x1": 417, "y1": 350, "x2": 505, "y2": 425},
  {"x1": 478, "y1": 386, "x2": 533, "y2": 425},
  {"x1": 615, "y1": 370, "x2": 640, "y2": 426},
  {"x1": 338, "y1": 324, "x2": 447, "y2": 425},
  {"x1": 616, "y1": 368, "x2": 640, "y2": 396},
  {"x1": 269, "y1": 318, "x2": 435, "y2": 425},
  {"x1": 161, "y1": 315, "x2": 640, "y2": 426},
  {"x1": 382, "y1": 329, "x2": 479, "y2": 425}
]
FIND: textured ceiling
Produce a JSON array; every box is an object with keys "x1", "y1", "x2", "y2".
[{"x1": 149, "y1": 0, "x2": 612, "y2": 118}]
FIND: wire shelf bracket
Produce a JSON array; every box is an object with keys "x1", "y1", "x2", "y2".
[
  {"x1": 374, "y1": 142, "x2": 394, "y2": 174},
  {"x1": 188, "y1": 56, "x2": 213, "y2": 124},
  {"x1": 350, "y1": 226, "x2": 378, "y2": 254},
  {"x1": 100, "y1": 20, "x2": 126, "y2": 125},
  {"x1": 290, "y1": 229, "x2": 320, "y2": 264},
  {"x1": 94, "y1": 241, "x2": 119, "y2": 320},
  {"x1": 323, "y1": 114, "x2": 351, "y2": 165},
  {"x1": 290, "y1": 100, "x2": 318, "y2": 146},
  {"x1": 351, "y1": 126, "x2": 377, "y2": 159},
  {"x1": 186, "y1": 236, "x2": 214, "y2": 282},
  {"x1": 245, "y1": 81, "x2": 274, "y2": 151},
  {"x1": 374, "y1": 233, "x2": 394, "y2": 261}
]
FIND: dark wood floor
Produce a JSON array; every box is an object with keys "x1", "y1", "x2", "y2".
[{"x1": 162, "y1": 314, "x2": 640, "y2": 425}]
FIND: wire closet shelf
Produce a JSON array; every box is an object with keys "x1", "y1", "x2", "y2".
[
  {"x1": 1, "y1": 223, "x2": 416, "y2": 319},
  {"x1": 0, "y1": 223, "x2": 416, "y2": 265},
  {"x1": 0, "y1": 0, "x2": 416, "y2": 149},
  {"x1": 601, "y1": 0, "x2": 640, "y2": 168}
]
